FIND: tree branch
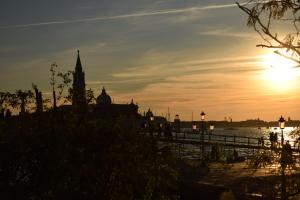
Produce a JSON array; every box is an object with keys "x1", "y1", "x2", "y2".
[{"x1": 236, "y1": 1, "x2": 300, "y2": 62}]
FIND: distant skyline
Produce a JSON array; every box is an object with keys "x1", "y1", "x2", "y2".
[{"x1": 1, "y1": 0, "x2": 300, "y2": 121}]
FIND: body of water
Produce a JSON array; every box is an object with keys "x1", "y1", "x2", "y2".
[
  {"x1": 178, "y1": 127, "x2": 296, "y2": 144},
  {"x1": 165, "y1": 127, "x2": 298, "y2": 160}
]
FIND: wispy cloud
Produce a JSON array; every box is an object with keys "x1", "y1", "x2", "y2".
[
  {"x1": 0, "y1": 2, "x2": 242, "y2": 29},
  {"x1": 200, "y1": 28, "x2": 257, "y2": 38},
  {"x1": 112, "y1": 55, "x2": 263, "y2": 78},
  {"x1": 115, "y1": 70, "x2": 300, "y2": 120}
]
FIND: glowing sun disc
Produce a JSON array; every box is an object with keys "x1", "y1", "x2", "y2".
[{"x1": 262, "y1": 52, "x2": 299, "y2": 91}]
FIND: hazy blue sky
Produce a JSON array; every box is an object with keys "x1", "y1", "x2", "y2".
[{"x1": 1, "y1": 0, "x2": 300, "y2": 120}]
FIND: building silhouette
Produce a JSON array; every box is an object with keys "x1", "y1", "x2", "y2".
[
  {"x1": 72, "y1": 50, "x2": 86, "y2": 113},
  {"x1": 71, "y1": 51, "x2": 139, "y2": 120},
  {"x1": 92, "y1": 87, "x2": 139, "y2": 119}
]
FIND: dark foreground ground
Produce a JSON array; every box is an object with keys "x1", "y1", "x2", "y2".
[{"x1": 178, "y1": 160, "x2": 300, "y2": 200}]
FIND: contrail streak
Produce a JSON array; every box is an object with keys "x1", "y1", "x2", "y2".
[{"x1": 0, "y1": 3, "x2": 242, "y2": 29}]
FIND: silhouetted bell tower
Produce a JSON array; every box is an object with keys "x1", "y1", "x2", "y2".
[{"x1": 72, "y1": 50, "x2": 86, "y2": 112}]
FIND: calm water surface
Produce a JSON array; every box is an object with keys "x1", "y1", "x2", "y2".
[{"x1": 168, "y1": 127, "x2": 297, "y2": 159}]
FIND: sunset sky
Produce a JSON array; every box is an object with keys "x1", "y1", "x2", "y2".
[{"x1": 1, "y1": 0, "x2": 300, "y2": 121}]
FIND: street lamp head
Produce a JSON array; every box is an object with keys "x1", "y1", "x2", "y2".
[
  {"x1": 175, "y1": 114, "x2": 180, "y2": 120},
  {"x1": 278, "y1": 116, "x2": 286, "y2": 129},
  {"x1": 210, "y1": 123, "x2": 214, "y2": 131},
  {"x1": 192, "y1": 124, "x2": 197, "y2": 130},
  {"x1": 200, "y1": 111, "x2": 206, "y2": 121}
]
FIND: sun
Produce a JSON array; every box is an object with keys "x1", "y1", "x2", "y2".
[{"x1": 262, "y1": 52, "x2": 299, "y2": 92}]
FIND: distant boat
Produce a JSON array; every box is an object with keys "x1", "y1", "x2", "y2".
[{"x1": 274, "y1": 127, "x2": 277, "y2": 130}]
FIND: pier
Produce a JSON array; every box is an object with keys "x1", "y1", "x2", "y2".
[{"x1": 145, "y1": 132, "x2": 300, "y2": 153}]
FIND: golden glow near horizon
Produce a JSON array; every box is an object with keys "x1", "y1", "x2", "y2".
[{"x1": 262, "y1": 52, "x2": 299, "y2": 92}]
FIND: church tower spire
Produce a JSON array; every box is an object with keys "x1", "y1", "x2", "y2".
[
  {"x1": 72, "y1": 50, "x2": 86, "y2": 112},
  {"x1": 75, "y1": 50, "x2": 83, "y2": 73}
]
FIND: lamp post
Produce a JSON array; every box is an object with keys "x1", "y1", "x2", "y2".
[
  {"x1": 149, "y1": 116, "x2": 154, "y2": 136},
  {"x1": 200, "y1": 111, "x2": 206, "y2": 159},
  {"x1": 278, "y1": 116, "x2": 287, "y2": 199},
  {"x1": 192, "y1": 124, "x2": 197, "y2": 134},
  {"x1": 158, "y1": 123, "x2": 162, "y2": 137},
  {"x1": 201, "y1": 111, "x2": 206, "y2": 121},
  {"x1": 174, "y1": 114, "x2": 180, "y2": 139},
  {"x1": 209, "y1": 123, "x2": 214, "y2": 141},
  {"x1": 278, "y1": 116, "x2": 286, "y2": 147}
]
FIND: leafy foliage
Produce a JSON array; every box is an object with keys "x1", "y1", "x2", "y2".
[
  {"x1": 237, "y1": 0, "x2": 300, "y2": 62},
  {"x1": 249, "y1": 149, "x2": 274, "y2": 169},
  {"x1": 0, "y1": 114, "x2": 179, "y2": 200},
  {"x1": 0, "y1": 92, "x2": 11, "y2": 110},
  {"x1": 49, "y1": 63, "x2": 73, "y2": 108},
  {"x1": 0, "y1": 90, "x2": 35, "y2": 114},
  {"x1": 248, "y1": 143, "x2": 298, "y2": 199}
]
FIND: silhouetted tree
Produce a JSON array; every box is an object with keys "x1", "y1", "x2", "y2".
[
  {"x1": 50, "y1": 63, "x2": 72, "y2": 109},
  {"x1": 249, "y1": 142, "x2": 297, "y2": 199},
  {"x1": 0, "y1": 116, "x2": 179, "y2": 200},
  {"x1": 237, "y1": 1, "x2": 300, "y2": 198},
  {"x1": 86, "y1": 88, "x2": 95, "y2": 104},
  {"x1": 0, "y1": 92, "x2": 10, "y2": 111},
  {"x1": 32, "y1": 84, "x2": 43, "y2": 114},
  {"x1": 6, "y1": 90, "x2": 34, "y2": 115},
  {"x1": 237, "y1": 0, "x2": 300, "y2": 63}
]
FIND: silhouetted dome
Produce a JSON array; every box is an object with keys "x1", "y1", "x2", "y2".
[{"x1": 97, "y1": 87, "x2": 112, "y2": 105}]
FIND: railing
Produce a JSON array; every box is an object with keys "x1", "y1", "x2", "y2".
[{"x1": 143, "y1": 131, "x2": 299, "y2": 151}]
